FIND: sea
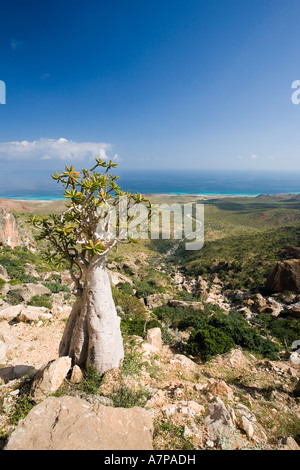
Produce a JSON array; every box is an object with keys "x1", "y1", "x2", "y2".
[{"x1": 0, "y1": 169, "x2": 300, "y2": 200}]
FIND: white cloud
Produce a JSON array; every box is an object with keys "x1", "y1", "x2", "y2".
[
  {"x1": 251, "y1": 154, "x2": 258, "y2": 159},
  {"x1": 0, "y1": 138, "x2": 114, "y2": 162}
]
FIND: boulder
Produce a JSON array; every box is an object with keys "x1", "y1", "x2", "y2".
[
  {"x1": 108, "y1": 270, "x2": 133, "y2": 287},
  {"x1": 207, "y1": 380, "x2": 235, "y2": 401},
  {"x1": 251, "y1": 293, "x2": 268, "y2": 313},
  {"x1": 30, "y1": 356, "x2": 72, "y2": 403},
  {"x1": 194, "y1": 276, "x2": 209, "y2": 301},
  {"x1": 223, "y1": 349, "x2": 252, "y2": 369},
  {"x1": 0, "y1": 304, "x2": 23, "y2": 321},
  {"x1": 265, "y1": 259, "x2": 300, "y2": 293},
  {"x1": 287, "y1": 305, "x2": 300, "y2": 319},
  {"x1": 0, "y1": 365, "x2": 36, "y2": 383},
  {"x1": 205, "y1": 398, "x2": 236, "y2": 441},
  {"x1": 5, "y1": 395, "x2": 154, "y2": 450},
  {"x1": 24, "y1": 263, "x2": 40, "y2": 278},
  {"x1": 145, "y1": 293, "x2": 172, "y2": 309},
  {"x1": 238, "y1": 416, "x2": 254, "y2": 439},
  {"x1": 0, "y1": 281, "x2": 9, "y2": 296},
  {"x1": 16, "y1": 306, "x2": 52, "y2": 323},
  {"x1": 277, "y1": 436, "x2": 300, "y2": 450},
  {"x1": 70, "y1": 365, "x2": 83, "y2": 384},
  {"x1": 144, "y1": 327, "x2": 162, "y2": 353},
  {"x1": 9, "y1": 283, "x2": 52, "y2": 302}
]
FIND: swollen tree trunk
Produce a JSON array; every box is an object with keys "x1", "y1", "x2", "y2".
[{"x1": 59, "y1": 255, "x2": 124, "y2": 374}]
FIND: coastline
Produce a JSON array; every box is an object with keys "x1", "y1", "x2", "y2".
[{"x1": 0, "y1": 192, "x2": 299, "y2": 214}]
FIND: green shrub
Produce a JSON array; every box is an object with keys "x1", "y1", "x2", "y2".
[
  {"x1": 112, "y1": 289, "x2": 147, "y2": 337},
  {"x1": 153, "y1": 305, "x2": 279, "y2": 360},
  {"x1": 117, "y1": 282, "x2": 133, "y2": 295},
  {"x1": 111, "y1": 385, "x2": 150, "y2": 408},
  {"x1": 134, "y1": 279, "x2": 165, "y2": 298},
  {"x1": 186, "y1": 325, "x2": 234, "y2": 361},
  {"x1": 146, "y1": 319, "x2": 163, "y2": 331},
  {"x1": 42, "y1": 282, "x2": 70, "y2": 294},
  {"x1": 6, "y1": 291, "x2": 23, "y2": 305},
  {"x1": 79, "y1": 368, "x2": 103, "y2": 395},
  {"x1": 28, "y1": 294, "x2": 53, "y2": 310},
  {"x1": 0, "y1": 258, "x2": 25, "y2": 281}
]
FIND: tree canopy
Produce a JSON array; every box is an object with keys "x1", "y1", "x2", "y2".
[{"x1": 30, "y1": 158, "x2": 150, "y2": 291}]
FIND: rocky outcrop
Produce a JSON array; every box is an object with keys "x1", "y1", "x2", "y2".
[
  {"x1": 0, "y1": 211, "x2": 21, "y2": 249},
  {"x1": 30, "y1": 356, "x2": 72, "y2": 403},
  {"x1": 265, "y1": 259, "x2": 300, "y2": 293},
  {"x1": 0, "y1": 304, "x2": 51, "y2": 322},
  {"x1": 0, "y1": 209, "x2": 35, "y2": 249},
  {"x1": 143, "y1": 327, "x2": 162, "y2": 353},
  {"x1": 145, "y1": 293, "x2": 172, "y2": 309},
  {"x1": 205, "y1": 397, "x2": 236, "y2": 441},
  {"x1": 108, "y1": 269, "x2": 133, "y2": 287},
  {"x1": 8, "y1": 283, "x2": 52, "y2": 302},
  {"x1": 5, "y1": 395, "x2": 154, "y2": 450}
]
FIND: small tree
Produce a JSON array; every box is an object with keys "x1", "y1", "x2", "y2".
[{"x1": 30, "y1": 158, "x2": 150, "y2": 374}]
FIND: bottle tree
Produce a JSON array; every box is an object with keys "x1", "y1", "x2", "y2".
[{"x1": 30, "y1": 158, "x2": 150, "y2": 374}]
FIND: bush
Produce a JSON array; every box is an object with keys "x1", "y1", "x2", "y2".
[
  {"x1": 42, "y1": 282, "x2": 70, "y2": 294},
  {"x1": 28, "y1": 294, "x2": 53, "y2": 310},
  {"x1": 6, "y1": 291, "x2": 23, "y2": 306},
  {"x1": 112, "y1": 289, "x2": 147, "y2": 337},
  {"x1": 117, "y1": 282, "x2": 133, "y2": 295},
  {"x1": 134, "y1": 279, "x2": 165, "y2": 298},
  {"x1": 111, "y1": 385, "x2": 150, "y2": 408},
  {"x1": 186, "y1": 325, "x2": 235, "y2": 362}
]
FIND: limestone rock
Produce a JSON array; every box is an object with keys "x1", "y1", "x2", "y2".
[
  {"x1": 30, "y1": 356, "x2": 72, "y2": 403},
  {"x1": 70, "y1": 365, "x2": 83, "y2": 384},
  {"x1": 143, "y1": 327, "x2": 162, "y2": 353},
  {"x1": 5, "y1": 395, "x2": 154, "y2": 450},
  {"x1": 9, "y1": 283, "x2": 52, "y2": 302},
  {"x1": 208, "y1": 380, "x2": 235, "y2": 401},
  {"x1": 107, "y1": 269, "x2": 133, "y2": 287},
  {"x1": 0, "y1": 365, "x2": 36, "y2": 383},
  {"x1": 194, "y1": 277, "x2": 209, "y2": 301},
  {"x1": 0, "y1": 304, "x2": 23, "y2": 321},
  {"x1": 24, "y1": 263, "x2": 40, "y2": 278},
  {"x1": 277, "y1": 436, "x2": 300, "y2": 450},
  {"x1": 238, "y1": 416, "x2": 254, "y2": 439},
  {"x1": 265, "y1": 259, "x2": 300, "y2": 293},
  {"x1": 205, "y1": 398, "x2": 236, "y2": 441},
  {"x1": 16, "y1": 306, "x2": 52, "y2": 323},
  {"x1": 225, "y1": 348, "x2": 252, "y2": 369},
  {"x1": 145, "y1": 293, "x2": 172, "y2": 309}
]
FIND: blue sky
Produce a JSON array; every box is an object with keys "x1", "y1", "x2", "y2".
[{"x1": 1, "y1": 0, "x2": 300, "y2": 172}]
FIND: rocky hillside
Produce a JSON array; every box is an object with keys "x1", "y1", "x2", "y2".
[
  {"x1": 0, "y1": 198, "x2": 300, "y2": 450},
  {"x1": 0, "y1": 253, "x2": 299, "y2": 450},
  {"x1": 0, "y1": 208, "x2": 34, "y2": 250}
]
